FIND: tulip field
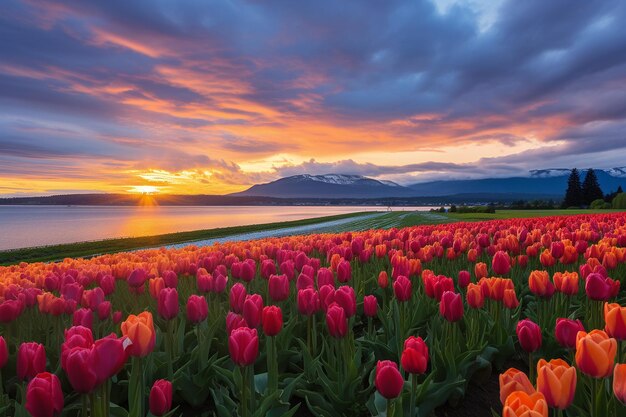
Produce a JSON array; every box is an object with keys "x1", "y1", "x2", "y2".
[{"x1": 2, "y1": 213, "x2": 626, "y2": 417}]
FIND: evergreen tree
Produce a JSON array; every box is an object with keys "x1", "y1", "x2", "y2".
[
  {"x1": 581, "y1": 168, "x2": 604, "y2": 205},
  {"x1": 563, "y1": 168, "x2": 583, "y2": 208}
]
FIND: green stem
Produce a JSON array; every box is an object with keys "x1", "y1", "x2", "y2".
[
  {"x1": 528, "y1": 352, "x2": 534, "y2": 384},
  {"x1": 82, "y1": 394, "x2": 88, "y2": 417},
  {"x1": 241, "y1": 367, "x2": 248, "y2": 417},
  {"x1": 167, "y1": 320, "x2": 174, "y2": 379},
  {"x1": 267, "y1": 336, "x2": 277, "y2": 393},
  {"x1": 128, "y1": 356, "x2": 144, "y2": 417},
  {"x1": 387, "y1": 398, "x2": 394, "y2": 417},
  {"x1": 409, "y1": 373, "x2": 417, "y2": 417},
  {"x1": 248, "y1": 364, "x2": 255, "y2": 416}
]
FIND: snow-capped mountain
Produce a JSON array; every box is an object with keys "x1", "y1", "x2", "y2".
[{"x1": 231, "y1": 174, "x2": 412, "y2": 198}]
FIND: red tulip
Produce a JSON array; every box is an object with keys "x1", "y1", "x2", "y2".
[
  {"x1": 162, "y1": 270, "x2": 178, "y2": 288},
  {"x1": 97, "y1": 301, "x2": 111, "y2": 321},
  {"x1": 261, "y1": 259, "x2": 277, "y2": 280},
  {"x1": 516, "y1": 319, "x2": 542, "y2": 353},
  {"x1": 585, "y1": 273, "x2": 617, "y2": 301},
  {"x1": 196, "y1": 270, "x2": 212, "y2": 293},
  {"x1": 261, "y1": 305, "x2": 283, "y2": 336},
  {"x1": 226, "y1": 312, "x2": 247, "y2": 335},
  {"x1": 228, "y1": 327, "x2": 259, "y2": 366},
  {"x1": 128, "y1": 268, "x2": 149, "y2": 288},
  {"x1": 243, "y1": 294, "x2": 263, "y2": 328},
  {"x1": 82, "y1": 287, "x2": 105, "y2": 311},
  {"x1": 186, "y1": 295, "x2": 208, "y2": 324},
  {"x1": 363, "y1": 295, "x2": 377, "y2": 317},
  {"x1": 326, "y1": 303, "x2": 348, "y2": 338},
  {"x1": 401, "y1": 336, "x2": 428, "y2": 374},
  {"x1": 268, "y1": 274, "x2": 290, "y2": 302},
  {"x1": 555, "y1": 318, "x2": 584, "y2": 349},
  {"x1": 334, "y1": 286, "x2": 356, "y2": 318},
  {"x1": 550, "y1": 241, "x2": 565, "y2": 259},
  {"x1": 63, "y1": 347, "x2": 98, "y2": 393},
  {"x1": 458, "y1": 270, "x2": 471, "y2": 288},
  {"x1": 297, "y1": 288, "x2": 320, "y2": 316},
  {"x1": 91, "y1": 335, "x2": 128, "y2": 385},
  {"x1": 378, "y1": 271, "x2": 389, "y2": 289},
  {"x1": 492, "y1": 251, "x2": 511, "y2": 276},
  {"x1": 439, "y1": 291, "x2": 464, "y2": 322},
  {"x1": 229, "y1": 283, "x2": 247, "y2": 313},
  {"x1": 17, "y1": 342, "x2": 46, "y2": 381},
  {"x1": 319, "y1": 284, "x2": 336, "y2": 311},
  {"x1": 157, "y1": 288, "x2": 179, "y2": 321},
  {"x1": 393, "y1": 275, "x2": 412, "y2": 302},
  {"x1": 375, "y1": 360, "x2": 404, "y2": 399},
  {"x1": 26, "y1": 372, "x2": 64, "y2": 417},
  {"x1": 112, "y1": 311, "x2": 122, "y2": 324},
  {"x1": 149, "y1": 379, "x2": 173, "y2": 417},
  {"x1": 0, "y1": 336, "x2": 8, "y2": 369},
  {"x1": 317, "y1": 268, "x2": 335, "y2": 287},
  {"x1": 296, "y1": 273, "x2": 314, "y2": 291},
  {"x1": 337, "y1": 260, "x2": 351, "y2": 283},
  {"x1": 73, "y1": 308, "x2": 93, "y2": 329},
  {"x1": 0, "y1": 299, "x2": 24, "y2": 323}
]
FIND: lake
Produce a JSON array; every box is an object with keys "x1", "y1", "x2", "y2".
[{"x1": 0, "y1": 205, "x2": 434, "y2": 250}]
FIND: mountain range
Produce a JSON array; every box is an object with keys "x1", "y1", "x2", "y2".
[
  {"x1": 231, "y1": 169, "x2": 626, "y2": 200},
  {"x1": 2, "y1": 169, "x2": 625, "y2": 205}
]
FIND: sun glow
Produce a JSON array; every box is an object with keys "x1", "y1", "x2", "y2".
[{"x1": 129, "y1": 185, "x2": 159, "y2": 194}]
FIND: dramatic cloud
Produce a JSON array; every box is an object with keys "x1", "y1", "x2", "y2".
[{"x1": 1, "y1": 0, "x2": 625, "y2": 195}]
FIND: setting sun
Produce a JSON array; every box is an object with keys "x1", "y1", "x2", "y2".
[{"x1": 129, "y1": 185, "x2": 159, "y2": 194}]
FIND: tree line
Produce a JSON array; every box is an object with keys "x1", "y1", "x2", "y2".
[{"x1": 563, "y1": 168, "x2": 624, "y2": 208}]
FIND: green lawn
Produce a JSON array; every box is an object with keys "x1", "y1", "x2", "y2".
[{"x1": 1, "y1": 208, "x2": 623, "y2": 266}]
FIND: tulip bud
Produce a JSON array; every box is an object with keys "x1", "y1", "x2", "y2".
[
  {"x1": 243, "y1": 294, "x2": 263, "y2": 328},
  {"x1": 228, "y1": 327, "x2": 259, "y2": 367},
  {"x1": 575, "y1": 330, "x2": 616, "y2": 378},
  {"x1": 439, "y1": 291, "x2": 464, "y2": 322},
  {"x1": 393, "y1": 275, "x2": 412, "y2": 302},
  {"x1": 186, "y1": 295, "x2": 208, "y2": 324},
  {"x1": 73, "y1": 308, "x2": 93, "y2": 329},
  {"x1": 162, "y1": 270, "x2": 178, "y2": 288},
  {"x1": 26, "y1": 372, "x2": 64, "y2": 417},
  {"x1": 466, "y1": 283, "x2": 484, "y2": 309},
  {"x1": 326, "y1": 303, "x2": 348, "y2": 338},
  {"x1": 401, "y1": 336, "x2": 428, "y2": 374},
  {"x1": 614, "y1": 364, "x2": 626, "y2": 405},
  {"x1": 297, "y1": 288, "x2": 320, "y2": 316},
  {"x1": 63, "y1": 347, "x2": 98, "y2": 393},
  {"x1": 474, "y1": 262, "x2": 488, "y2": 279},
  {"x1": 363, "y1": 295, "x2": 377, "y2": 317},
  {"x1": 516, "y1": 319, "x2": 542, "y2": 353},
  {"x1": 536, "y1": 358, "x2": 576, "y2": 410},
  {"x1": 492, "y1": 251, "x2": 511, "y2": 276},
  {"x1": 261, "y1": 305, "x2": 283, "y2": 336},
  {"x1": 17, "y1": 342, "x2": 46, "y2": 381},
  {"x1": 502, "y1": 391, "x2": 548, "y2": 417},
  {"x1": 226, "y1": 311, "x2": 247, "y2": 335},
  {"x1": 503, "y1": 288, "x2": 520, "y2": 309},
  {"x1": 378, "y1": 271, "x2": 389, "y2": 289},
  {"x1": 499, "y1": 367, "x2": 535, "y2": 405},
  {"x1": 229, "y1": 283, "x2": 247, "y2": 313},
  {"x1": 555, "y1": 318, "x2": 584, "y2": 349},
  {"x1": 268, "y1": 274, "x2": 290, "y2": 302},
  {"x1": 375, "y1": 360, "x2": 404, "y2": 399},
  {"x1": 157, "y1": 288, "x2": 179, "y2": 321},
  {"x1": 334, "y1": 286, "x2": 356, "y2": 318},
  {"x1": 149, "y1": 379, "x2": 173, "y2": 416},
  {"x1": 457, "y1": 270, "x2": 471, "y2": 288},
  {"x1": 97, "y1": 301, "x2": 111, "y2": 321},
  {"x1": 121, "y1": 311, "x2": 156, "y2": 357},
  {"x1": 317, "y1": 268, "x2": 335, "y2": 287},
  {"x1": 337, "y1": 260, "x2": 351, "y2": 283}
]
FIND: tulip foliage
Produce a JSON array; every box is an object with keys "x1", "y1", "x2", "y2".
[{"x1": 0, "y1": 213, "x2": 625, "y2": 416}]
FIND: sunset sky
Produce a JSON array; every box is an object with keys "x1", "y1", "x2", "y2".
[{"x1": 1, "y1": 0, "x2": 626, "y2": 196}]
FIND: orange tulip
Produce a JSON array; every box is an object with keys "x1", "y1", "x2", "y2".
[
  {"x1": 575, "y1": 330, "x2": 616, "y2": 378},
  {"x1": 474, "y1": 262, "x2": 488, "y2": 280},
  {"x1": 539, "y1": 250, "x2": 555, "y2": 267},
  {"x1": 121, "y1": 311, "x2": 156, "y2": 357},
  {"x1": 552, "y1": 271, "x2": 579, "y2": 295},
  {"x1": 499, "y1": 368, "x2": 535, "y2": 404},
  {"x1": 613, "y1": 364, "x2": 626, "y2": 405},
  {"x1": 536, "y1": 359, "x2": 576, "y2": 410},
  {"x1": 503, "y1": 288, "x2": 520, "y2": 309},
  {"x1": 604, "y1": 302, "x2": 626, "y2": 340},
  {"x1": 503, "y1": 391, "x2": 548, "y2": 417},
  {"x1": 528, "y1": 270, "x2": 554, "y2": 298}
]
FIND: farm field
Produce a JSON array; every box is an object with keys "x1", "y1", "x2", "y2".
[
  {"x1": 1, "y1": 209, "x2": 620, "y2": 266},
  {"x1": 0, "y1": 212, "x2": 626, "y2": 416}
]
